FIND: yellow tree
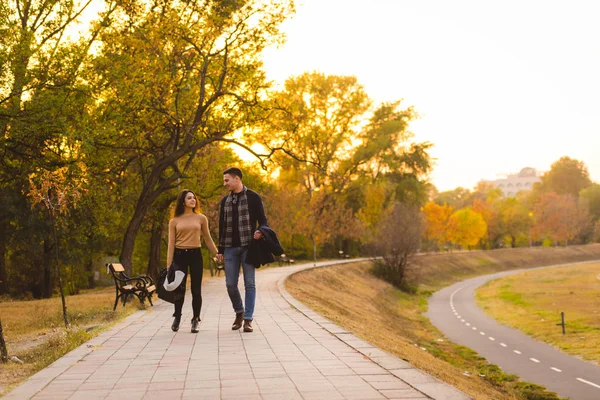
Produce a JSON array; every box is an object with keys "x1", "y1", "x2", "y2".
[
  {"x1": 91, "y1": 0, "x2": 293, "y2": 273},
  {"x1": 357, "y1": 181, "x2": 392, "y2": 240},
  {"x1": 448, "y1": 208, "x2": 487, "y2": 249},
  {"x1": 422, "y1": 202, "x2": 454, "y2": 249}
]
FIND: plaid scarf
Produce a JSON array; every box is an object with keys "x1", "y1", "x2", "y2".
[{"x1": 221, "y1": 186, "x2": 252, "y2": 247}]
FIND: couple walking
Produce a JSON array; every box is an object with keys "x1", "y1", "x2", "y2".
[{"x1": 166, "y1": 167, "x2": 271, "y2": 334}]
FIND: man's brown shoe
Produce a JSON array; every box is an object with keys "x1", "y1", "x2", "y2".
[
  {"x1": 232, "y1": 312, "x2": 244, "y2": 330},
  {"x1": 243, "y1": 319, "x2": 253, "y2": 333}
]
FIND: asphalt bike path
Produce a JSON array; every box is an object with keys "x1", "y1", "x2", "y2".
[
  {"x1": 5, "y1": 259, "x2": 469, "y2": 400},
  {"x1": 427, "y1": 260, "x2": 600, "y2": 400}
]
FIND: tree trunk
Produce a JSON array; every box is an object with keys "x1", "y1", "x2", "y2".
[
  {"x1": 0, "y1": 231, "x2": 7, "y2": 295},
  {"x1": 86, "y1": 257, "x2": 95, "y2": 289},
  {"x1": 120, "y1": 167, "x2": 175, "y2": 275},
  {"x1": 42, "y1": 239, "x2": 53, "y2": 299},
  {"x1": 50, "y1": 212, "x2": 69, "y2": 329},
  {"x1": 147, "y1": 220, "x2": 163, "y2": 280},
  {"x1": 120, "y1": 196, "x2": 154, "y2": 275},
  {"x1": 0, "y1": 319, "x2": 7, "y2": 363}
]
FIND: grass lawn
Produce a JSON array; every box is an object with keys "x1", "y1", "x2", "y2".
[
  {"x1": 287, "y1": 261, "x2": 564, "y2": 400},
  {"x1": 476, "y1": 262, "x2": 600, "y2": 364}
]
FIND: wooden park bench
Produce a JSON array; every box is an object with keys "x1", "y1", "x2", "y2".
[
  {"x1": 106, "y1": 263, "x2": 156, "y2": 311},
  {"x1": 279, "y1": 254, "x2": 295, "y2": 266}
]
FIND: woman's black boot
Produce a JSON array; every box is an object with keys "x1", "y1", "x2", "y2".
[{"x1": 171, "y1": 315, "x2": 181, "y2": 332}]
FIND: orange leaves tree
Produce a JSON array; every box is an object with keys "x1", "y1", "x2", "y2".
[
  {"x1": 421, "y1": 202, "x2": 454, "y2": 250},
  {"x1": 27, "y1": 164, "x2": 87, "y2": 329},
  {"x1": 531, "y1": 192, "x2": 591, "y2": 246}
]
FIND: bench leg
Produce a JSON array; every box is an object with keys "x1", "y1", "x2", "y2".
[
  {"x1": 147, "y1": 293, "x2": 154, "y2": 306},
  {"x1": 113, "y1": 294, "x2": 119, "y2": 311},
  {"x1": 122, "y1": 293, "x2": 130, "y2": 306}
]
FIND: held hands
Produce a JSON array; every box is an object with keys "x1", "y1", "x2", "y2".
[
  {"x1": 253, "y1": 230, "x2": 263, "y2": 240},
  {"x1": 216, "y1": 254, "x2": 224, "y2": 263}
]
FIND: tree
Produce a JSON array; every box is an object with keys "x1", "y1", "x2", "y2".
[
  {"x1": 0, "y1": 0, "x2": 115, "y2": 294},
  {"x1": 448, "y1": 208, "x2": 487, "y2": 249},
  {"x1": 257, "y1": 72, "x2": 372, "y2": 190},
  {"x1": 356, "y1": 181, "x2": 393, "y2": 239},
  {"x1": 538, "y1": 157, "x2": 592, "y2": 197},
  {"x1": 308, "y1": 189, "x2": 363, "y2": 261},
  {"x1": 531, "y1": 192, "x2": 590, "y2": 246},
  {"x1": 434, "y1": 187, "x2": 472, "y2": 209},
  {"x1": 27, "y1": 163, "x2": 87, "y2": 328},
  {"x1": 422, "y1": 202, "x2": 454, "y2": 249},
  {"x1": 580, "y1": 184, "x2": 600, "y2": 221},
  {"x1": 497, "y1": 197, "x2": 530, "y2": 248},
  {"x1": 257, "y1": 72, "x2": 431, "y2": 195},
  {"x1": 472, "y1": 198, "x2": 500, "y2": 248},
  {"x1": 264, "y1": 187, "x2": 310, "y2": 258},
  {"x1": 91, "y1": 0, "x2": 293, "y2": 273},
  {"x1": 255, "y1": 72, "x2": 431, "y2": 256},
  {"x1": 372, "y1": 202, "x2": 423, "y2": 291}
]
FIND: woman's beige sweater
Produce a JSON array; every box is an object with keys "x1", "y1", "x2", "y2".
[{"x1": 166, "y1": 213, "x2": 218, "y2": 266}]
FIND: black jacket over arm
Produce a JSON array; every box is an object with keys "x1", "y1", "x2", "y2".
[
  {"x1": 246, "y1": 226, "x2": 285, "y2": 268},
  {"x1": 218, "y1": 188, "x2": 268, "y2": 254}
]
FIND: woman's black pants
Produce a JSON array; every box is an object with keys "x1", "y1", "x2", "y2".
[{"x1": 173, "y1": 248, "x2": 203, "y2": 320}]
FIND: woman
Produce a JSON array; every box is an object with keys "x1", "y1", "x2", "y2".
[{"x1": 167, "y1": 189, "x2": 218, "y2": 333}]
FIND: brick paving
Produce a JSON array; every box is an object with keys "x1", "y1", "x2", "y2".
[{"x1": 4, "y1": 259, "x2": 470, "y2": 400}]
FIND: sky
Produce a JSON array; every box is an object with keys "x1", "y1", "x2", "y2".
[{"x1": 260, "y1": 0, "x2": 600, "y2": 191}]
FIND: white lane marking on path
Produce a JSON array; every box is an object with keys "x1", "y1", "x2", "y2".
[
  {"x1": 479, "y1": 332, "x2": 485, "y2": 335},
  {"x1": 466, "y1": 323, "x2": 470, "y2": 326},
  {"x1": 514, "y1": 350, "x2": 522, "y2": 355},
  {"x1": 576, "y1": 378, "x2": 600, "y2": 389},
  {"x1": 461, "y1": 319, "x2": 465, "y2": 322},
  {"x1": 472, "y1": 327, "x2": 477, "y2": 330},
  {"x1": 551, "y1": 367, "x2": 562, "y2": 372},
  {"x1": 489, "y1": 337, "x2": 495, "y2": 341},
  {"x1": 530, "y1": 358, "x2": 540, "y2": 363},
  {"x1": 500, "y1": 343, "x2": 507, "y2": 347}
]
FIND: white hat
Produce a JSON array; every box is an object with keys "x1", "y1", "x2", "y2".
[{"x1": 163, "y1": 270, "x2": 185, "y2": 291}]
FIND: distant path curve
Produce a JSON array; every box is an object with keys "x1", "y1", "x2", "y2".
[{"x1": 427, "y1": 260, "x2": 600, "y2": 400}]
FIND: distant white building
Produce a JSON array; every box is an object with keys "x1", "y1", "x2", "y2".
[{"x1": 480, "y1": 167, "x2": 543, "y2": 197}]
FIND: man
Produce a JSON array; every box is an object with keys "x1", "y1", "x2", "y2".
[{"x1": 216, "y1": 167, "x2": 268, "y2": 333}]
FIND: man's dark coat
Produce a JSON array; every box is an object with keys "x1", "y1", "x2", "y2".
[{"x1": 245, "y1": 226, "x2": 284, "y2": 267}]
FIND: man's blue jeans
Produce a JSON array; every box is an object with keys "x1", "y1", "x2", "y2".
[{"x1": 223, "y1": 246, "x2": 256, "y2": 320}]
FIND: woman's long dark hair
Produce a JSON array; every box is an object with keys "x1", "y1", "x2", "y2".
[{"x1": 174, "y1": 189, "x2": 198, "y2": 217}]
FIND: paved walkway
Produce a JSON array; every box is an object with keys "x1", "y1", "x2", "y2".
[{"x1": 5, "y1": 259, "x2": 469, "y2": 400}]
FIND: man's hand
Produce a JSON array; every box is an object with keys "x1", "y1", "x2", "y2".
[
  {"x1": 253, "y1": 230, "x2": 263, "y2": 240},
  {"x1": 216, "y1": 254, "x2": 224, "y2": 263}
]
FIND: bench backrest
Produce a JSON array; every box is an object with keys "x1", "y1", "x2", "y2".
[
  {"x1": 106, "y1": 263, "x2": 130, "y2": 289},
  {"x1": 110, "y1": 263, "x2": 125, "y2": 273}
]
